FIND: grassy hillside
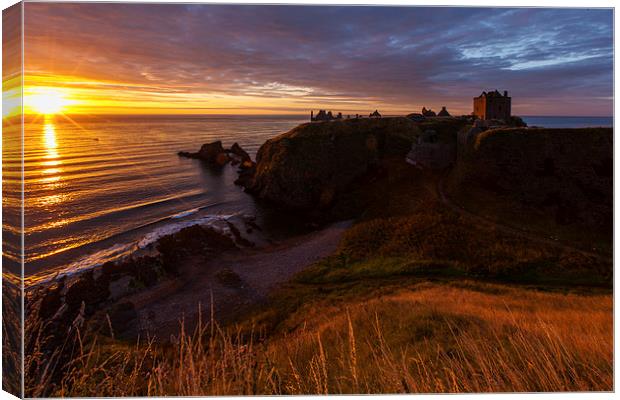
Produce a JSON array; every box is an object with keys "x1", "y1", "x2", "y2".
[
  {"x1": 45, "y1": 282, "x2": 611, "y2": 396},
  {"x1": 26, "y1": 120, "x2": 613, "y2": 396},
  {"x1": 449, "y1": 127, "x2": 612, "y2": 252}
]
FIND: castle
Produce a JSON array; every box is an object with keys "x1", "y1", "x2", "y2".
[
  {"x1": 311, "y1": 110, "x2": 343, "y2": 121},
  {"x1": 473, "y1": 90, "x2": 511, "y2": 121},
  {"x1": 311, "y1": 110, "x2": 381, "y2": 121}
]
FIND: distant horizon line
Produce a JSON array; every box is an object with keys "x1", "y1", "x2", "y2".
[{"x1": 18, "y1": 113, "x2": 614, "y2": 119}]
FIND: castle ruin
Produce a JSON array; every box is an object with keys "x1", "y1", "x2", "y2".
[
  {"x1": 311, "y1": 110, "x2": 341, "y2": 121},
  {"x1": 473, "y1": 90, "x2": 511, "y2": 121}
]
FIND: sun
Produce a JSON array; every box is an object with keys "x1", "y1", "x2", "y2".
[{"x1": 26, "y1": 87, "x2": 74, "y2": 115}]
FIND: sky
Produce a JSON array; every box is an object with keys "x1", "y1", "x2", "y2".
[{"x1": 15, "y1": 4, "x2": 614, "y2": 116}]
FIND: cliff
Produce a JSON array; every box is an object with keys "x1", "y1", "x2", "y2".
[
  {"x1": 451, "y1": 127, "x2": 612, "y2": 235},
  {"x1": 247, "y1": 117, "x2": 423, "y2": 211}
]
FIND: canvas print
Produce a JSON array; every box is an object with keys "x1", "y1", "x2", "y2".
[{"x1": 1, "y1": 2, "x2": 614, "y2": 397}]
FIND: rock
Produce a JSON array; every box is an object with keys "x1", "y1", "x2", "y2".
[
  {"x1": 225, "y1": 221, "x2": 255, "y2": 247},
  {"x1": 234, "y1": 161, "x2": 256, "y2": 188},
  {"x1": 215, "y1": 268, "x2": 243, "y2": 288},
  {"x1": 157, "y1": 224, "x2": 237, "y2": 273},
  {"x1": 240, "y1": 160, "x2": 255, "y2": 169},
  {"x1": 180, "y1": 141, "x2": 257, "y2": 185},
  {"x1": 64, "y1": 270, "x2": 110, "y2": 311},
  {"x1": 224, "y1": 144, "x2": 256, "y2": 187},
  {"x1": 203, "y1": 143, "x2": 231, "y2": 167},
  {"x1": 37, "y1": 280, "x2": 65, "y2": 320},
  {"x1": 86, "y1": 300, "x2": 138, "y2": 339},
  {"x1": 214, "y1": 152, "x2": 230, "y2": 166},
  {"x1": 247, "y1": 117, "x2": 422, "y2": 210},
  {"x1": 177, "y1": 151, "x2": 194, "y2": 158},
  {"x1": 108, "y1": 276, "x2": 133, "y2": 300},
  {"x1": 102, "y1": 255, "x2": 163, "y2": 288},
  {"x1": 178, "y1": 140, "x2": 230, "y2": 166},
  {"x1": 106, "y1": 302, "x2": 137, "y2": 337},
  {"x1": 228, "y1": 142, "x2": 251, "y2": 162},
  {"x1": 198, "y1": 141, "x2": 226, "y2": 162}
]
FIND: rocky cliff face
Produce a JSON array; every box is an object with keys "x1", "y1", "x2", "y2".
[
  {"x1": 453, "y1": 127, "x2": 612, "y2": 233},
  {"x1": 247, "y1": 117, "x2": 423, "y2": 210}
]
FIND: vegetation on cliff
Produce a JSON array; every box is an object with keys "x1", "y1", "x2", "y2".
[
  {"x1": 450, "y1": 127, "x2": 612, "y2": 250},
  {"x1": 29, "y1": 163, "x2": 612, "y2": 396},
  {"x1": 248, "y1": 117, "x2": 422, "y2": 211},
  {"x1": 24, "y1": 118, "x2": 613, "y2": 396}
]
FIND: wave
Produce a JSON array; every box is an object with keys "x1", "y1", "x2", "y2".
[
  {"x1": 25, "y1": 211, "x2": 237, "y2": 287},
  {"x1": 170, "y1": 208, "x2": 200, "y2": 219},
  {"x1": 25, "y1": 190, "x2": 209, "y2": 235}
]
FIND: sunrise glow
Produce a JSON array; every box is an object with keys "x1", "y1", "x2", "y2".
[
  {"x1": 24, "y1": 87, "x2": 75, "y2": 115},
  {"x1": 18, "y1": 5, "x2": 611, "y2": 116}
]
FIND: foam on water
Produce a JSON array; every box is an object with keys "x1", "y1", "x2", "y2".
[
  {"x1": 20, "y1": 115, "x2": 307, "y2": 277},
  {"x1": 171, "y1": 208, "x2": 201, "y2": 219},
  {"x1": 25, "y1": 213, "x2": 236, "y2": 287}
]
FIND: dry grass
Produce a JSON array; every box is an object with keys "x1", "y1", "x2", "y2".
[
  {"x1": 2, "y1": 276, "x2": 22, "y2": 396},
  {"x1": 273, "y1": 283, "x2": 612, "y2": 393},
  {"x1": 42, "y1": 282, "x2": 611, "y2": 396},
  {"x1": 24, "y1": 166, "x2": 612, "y2": 396},
  {"x1": 326, "y1": 201, "x2": 611, "y2": 287}
]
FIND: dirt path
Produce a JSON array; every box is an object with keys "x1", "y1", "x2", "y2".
[
  {"x1": 437, "y1": 172, "x2": 611, "y2": 262},
  {"x1": 127, "y1": 220, "x2": 352, "y2": 340}
]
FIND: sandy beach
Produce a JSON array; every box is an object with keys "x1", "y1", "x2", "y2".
[{"x1": 123, "y1": 220, "x2": 353, "y2": 340}]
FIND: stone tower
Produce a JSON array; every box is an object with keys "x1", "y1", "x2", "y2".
[{"x1": 473, "y1": 90, "x2": 511, "y2": 121}]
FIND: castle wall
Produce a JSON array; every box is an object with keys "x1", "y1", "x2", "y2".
[
  {"x1": 485, "y1": 97, "x2": 511, "y2": 121},
  {"x1": 473, "y1": 94, "x2": 511, "y2": 121},
  {"x1": 473, "y1": 97, "x2": 486, "y2": 119}
]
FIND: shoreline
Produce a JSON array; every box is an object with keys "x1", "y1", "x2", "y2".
[
  {"x1": 24, "y1": 210, "x2": 239, "y2": 288},
  {"x1": 26, "y1": 208, "x2": 352, "y2": 342},
  {"x1": 127, "y1": 219, "x2": 352, "y2": 340}
]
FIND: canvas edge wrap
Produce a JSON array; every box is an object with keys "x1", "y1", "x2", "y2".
[{"x1": 2, "y1": 2, "x2": 24, "y2": 398}]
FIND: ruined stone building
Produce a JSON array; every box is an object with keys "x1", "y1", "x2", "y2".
[
  {"x1": 421, "y1": 107, "x2": 436, "y2": 117},
  {"x1": 437, "y1": 106, "x2": 451, "y2": 117},
  {"x1": 473, "y1": 90, "x2": 511, "y2": 121},
  {"x1": 311, "y1": 110, "x2": 343, "y2": 121}
]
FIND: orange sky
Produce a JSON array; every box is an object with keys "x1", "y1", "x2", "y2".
[{"x1": 3, "y1": 4, "x2": 613, "y2": 117}]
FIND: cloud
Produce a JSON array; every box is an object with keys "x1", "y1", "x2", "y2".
[{"x1": 23, "y1": 4, "x2": 613, "y2": 115}]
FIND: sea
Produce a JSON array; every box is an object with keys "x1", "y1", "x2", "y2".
[
  {"x1": 521, "y1": 116, "x2": 613, "y2": 129},
  {"x1": 2, "y1": 114, "x2": 612, "y2": 285}
]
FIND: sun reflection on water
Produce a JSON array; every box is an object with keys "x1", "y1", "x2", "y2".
[
  {"x1": 38, "y1": 118, "x2": 65, "y2": 205},
  {"x1": 43, "y1": 121, "x2": 59, "y2": 160}
]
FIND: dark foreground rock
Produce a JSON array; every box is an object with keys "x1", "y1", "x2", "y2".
[
  {"x1": 26, "y1": 220, "x2": 253, "y2": 377},
  {"x1": 244, "y1": 117, "x2": 425, "y2": 210}
]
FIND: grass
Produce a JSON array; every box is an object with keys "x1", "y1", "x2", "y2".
[
  {"x1": 290, "y1": 189, "x2": 611, "y2": 292},
  {"x1": 448, "y1": 127, "x2": 613, "y2": 254},
  {"x1": 33, "y1": 282, "x2": 612, "y2": 396},
  {"x1": 2, "y1": 276, "x2": 22, "y2": 396},
  {"x1": 23, "y1": 152, "x2": 613, "y2": 396}
]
